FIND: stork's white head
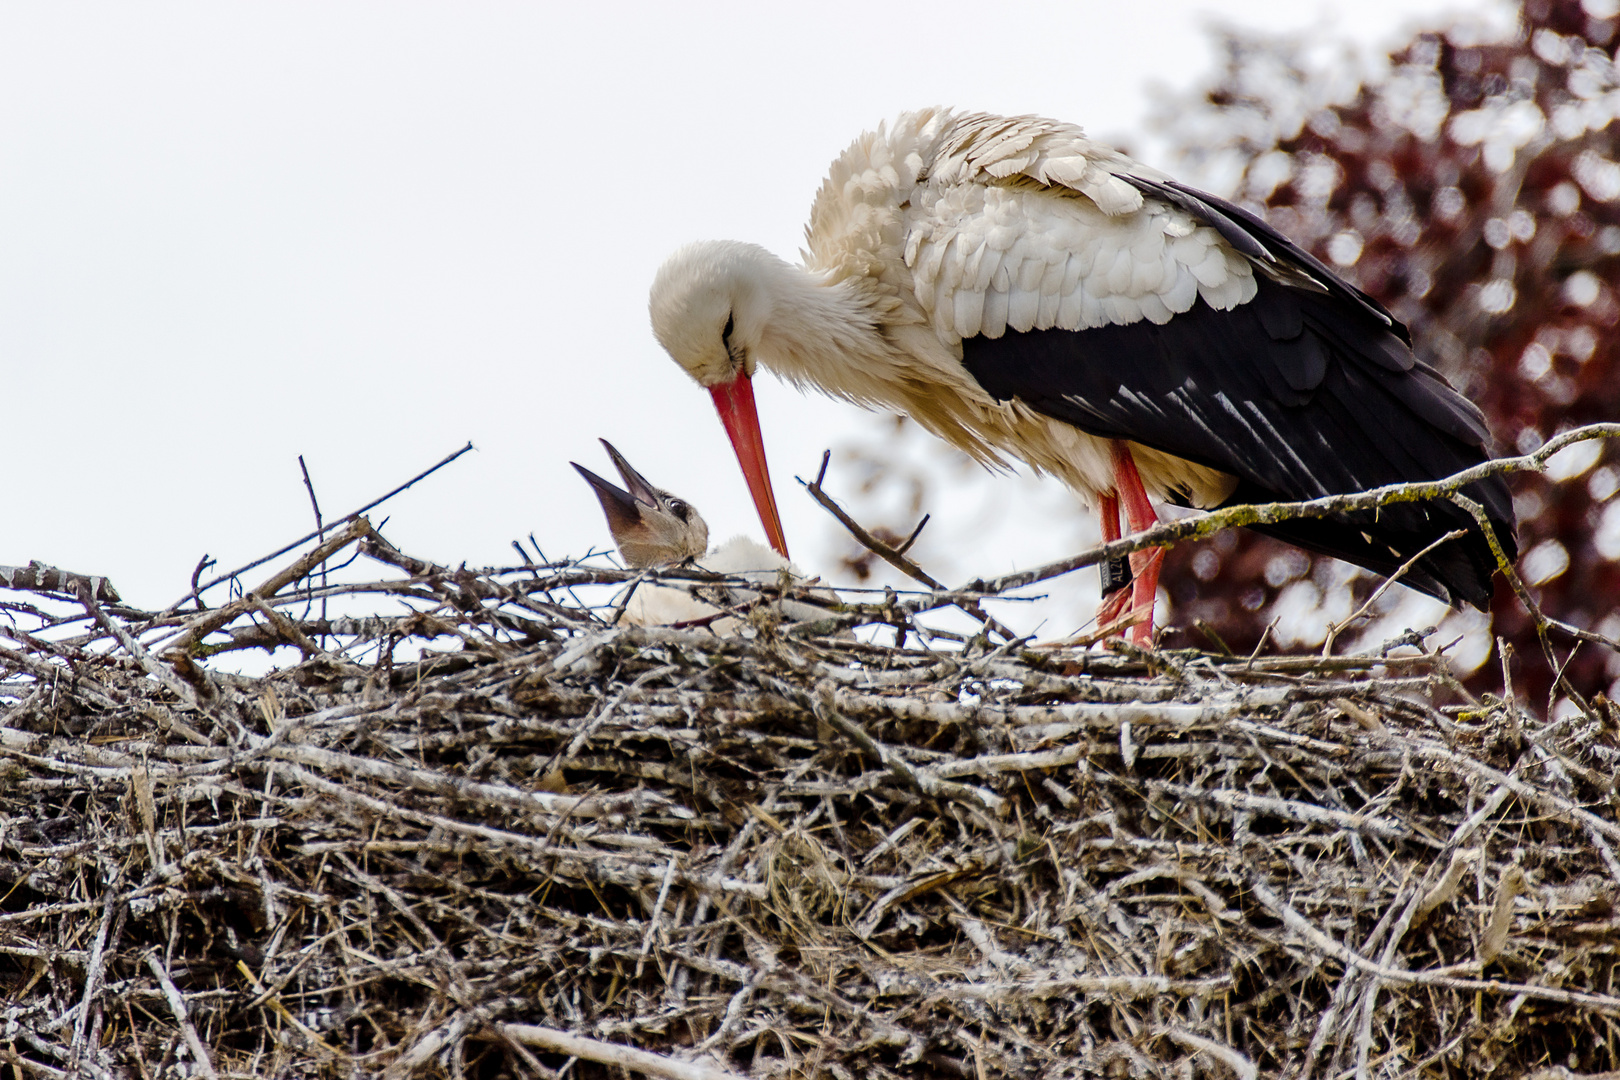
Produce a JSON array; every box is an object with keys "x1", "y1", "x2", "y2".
[
  {"x1": 649, "y1": 240, "x2": 783, "y2": 389},
  {"x1": 648, "y1": 240, "x2": 792, "y2": 560},
  {"x1": 573, "y1": 439, "x2": 710, "y2": 569}
]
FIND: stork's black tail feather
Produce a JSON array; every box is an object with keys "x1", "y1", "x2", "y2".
[{"x1": 1221, "y1": 479, "x2": 1514, "y2": 611}]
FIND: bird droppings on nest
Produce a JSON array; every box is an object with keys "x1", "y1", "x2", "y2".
[{"x1": 5, "y1": 524, "x2": 1620, "y2": 1080}]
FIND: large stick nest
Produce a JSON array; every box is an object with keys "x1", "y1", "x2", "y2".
[{"x1": 3, "y1": 518, "x2": 1619, "y2": 1080}]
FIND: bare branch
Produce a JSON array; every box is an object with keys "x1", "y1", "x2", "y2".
[
  {"x1": 501, "y1": 1023, "x2": 749, "y2": 1080},
  {"x1": 799, "y1": 457, "x2": 1019, "y2": 643},
  {"x1": 0, "y1": 563, "x2": 120, "y2": 604},
  {"x1": 966, "y1": 423, "x2": 1620, "y2": 597},
  {"x1": 157, "y1": 440, "x2": 474, "y2": 616}
]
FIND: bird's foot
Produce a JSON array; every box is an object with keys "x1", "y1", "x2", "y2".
[
  {"x1": 1095, "y1": 582, "x2": 1134, "y2": 630},
  {"x1": 1092, "y1": 589, "x2": 1153, "y2": 645},
  {"x1": 1049, "y1": 605, "x2": 1147, "y2": 649},
  {"x1": 1124, "y1": 548, "x2": 1164, "y2": 645}
]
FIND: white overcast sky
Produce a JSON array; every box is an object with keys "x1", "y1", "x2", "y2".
[{"x1": 2, "y1": 1, "x2": 1504, "y2": 613}]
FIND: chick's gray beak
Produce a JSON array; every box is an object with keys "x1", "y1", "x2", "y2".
[
  {"x1": 599, "y1": 438, "x2": 661, "y2": 508},
  {"x1": 572, "y1": 462, "x2": 643, "y2": 538}
]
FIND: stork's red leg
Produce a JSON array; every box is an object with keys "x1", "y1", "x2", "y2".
[
  {"x1": 1094, "y1": 492, "x2": 1133, "y2": 629},
  {"x1": 1109, "y1": 442, "x2": 1164, "y2": 644}
]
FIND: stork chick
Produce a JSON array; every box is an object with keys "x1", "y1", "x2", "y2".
[
  {"x1": 572, "y1": 440, "x2": 827, "y2": 630},
  {"x1": 648, "y1": 107, "x2": 1517, "y2": 644},
  {"x1": 573, "y1": 438, "x2": 708, "y2": 569}
]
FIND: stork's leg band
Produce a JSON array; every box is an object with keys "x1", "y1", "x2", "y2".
[{"x1": 1100, "y1": 555, "x2": 1133, "y2": 596}]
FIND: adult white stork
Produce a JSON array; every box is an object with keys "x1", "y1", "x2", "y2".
[
  {"x1": 573, "y1": 439, "x2": 830, "y2": 630},
  {"x1": 648, "y1": 108, "x2": 1516, "y2": 642}
]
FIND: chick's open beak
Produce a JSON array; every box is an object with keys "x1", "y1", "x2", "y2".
[
  {"x1": 597, "y1": 438, "x2": 662, "y2": 508},
  {"x1": 571, "y1": 461, "x2": 644, "y2": 540}
]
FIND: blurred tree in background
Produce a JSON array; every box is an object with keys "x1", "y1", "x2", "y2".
[
  {"x1": 831, "y1": 0, "x2": 1620, "y2": 715},
  {"x1": 1149, "y1": 0, "x2": 1620, "y2": 713}
]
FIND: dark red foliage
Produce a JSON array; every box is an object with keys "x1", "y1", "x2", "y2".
[{"x1": 1157, "y1": 0, "x2": 1620, "y2": 711}]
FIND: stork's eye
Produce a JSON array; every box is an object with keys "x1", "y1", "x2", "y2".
[{"x1": 669, "y1": 500, "x2": 690, "y2": 522}]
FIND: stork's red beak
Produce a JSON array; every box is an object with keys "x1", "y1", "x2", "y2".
[{"x1": 709, "y1": 374, "x2": 789, "y2": 559}]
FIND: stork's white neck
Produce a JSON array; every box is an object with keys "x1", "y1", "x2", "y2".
[{"x1": 746, "y1": 255, "x2": 893, "y2": 408}]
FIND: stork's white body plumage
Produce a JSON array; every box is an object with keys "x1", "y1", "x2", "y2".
[{"x1": 649, "y1": 108, "x2": 1516, "y2": 643}]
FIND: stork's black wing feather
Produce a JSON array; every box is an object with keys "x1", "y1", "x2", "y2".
[{"x1": 960, "y1": 250, "x2": 1516, "y2": 609}]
